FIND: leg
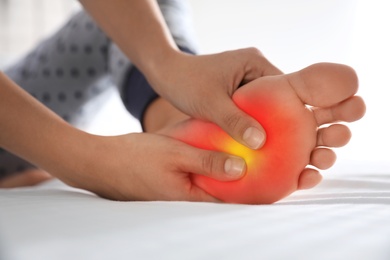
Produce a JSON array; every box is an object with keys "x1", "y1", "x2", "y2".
[
  {"x1": 5, "y1": 10, "x2": 111, "y2": 125},
  {"x1": 0, "y1": 11, "x2": 111, "y2": 181},
  {"x1": 142, "y1": 63, "x2": 365, "y2": 204},
  {"x1": 0, "y1": 0, "x2": 199, "y2": 185}
]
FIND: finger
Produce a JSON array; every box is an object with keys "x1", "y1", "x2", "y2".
[
  {"x1": 238, "y1": 47, "x2": 283, "y2": 82},
  {"x1": 313, "y1": 96, "x2": 366, "y2": 126},
  {"x1": 317, "y1": 124, "x2": 351, "y2": 148},
  {"x1": 297, "y1": 168, "x2": 322, "y2": 190},
  {"x1": 216, "y1": 49, "x2": 282, "y2": 149},
  {"x1": 210, "y1": 96, "x2": 266, "y2": 150},
  {"x1": 179, "y1": 143, "x2": 247, "y2": 181},
  {"x1": 186, "y1": 185, "x2": 222, "y2": 203},
  {"x1": 259, "y1": 57, "x2": 284, "y2": 76},
  {"x1": 310, "y1": 148, "x2": 336, "y2": 170}
]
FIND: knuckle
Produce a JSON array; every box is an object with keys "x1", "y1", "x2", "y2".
[
  {"x1": 222, "y1": 112, "x2": 247, "y2": 136},
  {"x1": 244, "y1": 47, "x2": 263, "y2": 57},
  {"x1": 223, "y1": 113, "x2": 239, "y2": 129},
  {"x1": 163, "y1": 140, "x2": 188, "y2": 169},
  {"x1": 201, "y1": 152, "x2": 218, "y2": 175}
]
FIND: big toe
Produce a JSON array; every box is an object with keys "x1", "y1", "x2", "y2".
[{"x1": 287, "y1": 62, "x2": 359, "y2": 107}]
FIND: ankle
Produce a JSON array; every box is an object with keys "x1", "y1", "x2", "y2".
[{"x1": 143, "y1": 98, "x2": 188, "y2": 132}]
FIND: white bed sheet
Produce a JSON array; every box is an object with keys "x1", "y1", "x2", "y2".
[{"x1": 1, "y1": 162, "x2": 390, "y2": 260}]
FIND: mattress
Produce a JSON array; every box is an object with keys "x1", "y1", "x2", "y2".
[{"x1": 1, "y1": 162, "x2": 390, "y2": 260}]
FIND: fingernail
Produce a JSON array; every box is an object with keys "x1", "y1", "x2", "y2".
[
  {"x1": 224, "y1": 156, "x2": 246, "y2": 177},
  {"x1": 243, "y1": 127, "x2": 264, "y2": 149}
]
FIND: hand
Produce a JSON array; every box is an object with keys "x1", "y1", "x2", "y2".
[
  {"x1": 80, "y1": 1, "x2": 280, "y2": 149},
  {"x1": 66, "y1": 133, "x2": 246, "y2": 202},
  {"x1": 149, "y1": 47, "x2": 283, "y2": 150}
]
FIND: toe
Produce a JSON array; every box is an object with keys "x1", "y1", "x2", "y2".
[
  {"x1": 310, "y1": 148, "x2": 337, "y2": 170},
  {"x1": 0, "y1": 169, "x2": 52, "y2": 188},
  {"x1": 313, "y1": 96, "x2": 366, "y2": 125},
  {"x1": 317, "y1": 124, "x2": 351, "y2": 148},
  {"x1": 297, "y1": 168, "x2": 322, "y2": 190},
  {"x1": 287, "y1": 63, "x2": 358, "y2": 107}
]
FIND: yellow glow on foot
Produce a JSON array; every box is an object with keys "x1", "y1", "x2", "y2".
[{"x1": 222, "y1": 137, "x2": 261, "y2": 173}]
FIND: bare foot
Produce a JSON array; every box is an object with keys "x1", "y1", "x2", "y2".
[
  {"x1": 0, "y1": 169, "x2": 52, "y2": 188},
  {"x1": 144, "y1": 63, "x2": 366, "y2": 204}
]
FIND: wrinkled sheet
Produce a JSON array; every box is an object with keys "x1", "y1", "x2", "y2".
[{"x1": 1, "y1": 162, "x2": 390, "y2": 260}]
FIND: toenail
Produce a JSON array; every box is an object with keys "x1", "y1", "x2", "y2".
[
  {"x1": 243, "y1": 127, "x2": 264, "y2": 149},
  {"x1": 224, "y1": 156, "x2": 246, "y2": 177}
]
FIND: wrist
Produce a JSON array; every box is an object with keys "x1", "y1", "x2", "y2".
[
  {"x1": 146, "y1": 50, "x2": 190, "y2": 97},
  {"x1": 37, "y1": 123, "x2": 95, "y2": 188},
  {"x1": 65, "y1": 133, "x2": 139, "y2": 200},
  {"x1": 145, "y1": 47, "x2": 180, "y2": 83}
]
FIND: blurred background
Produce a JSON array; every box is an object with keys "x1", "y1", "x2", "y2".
[{"x1": 0, "y1": 0, "x2": 389, "y2": 173}]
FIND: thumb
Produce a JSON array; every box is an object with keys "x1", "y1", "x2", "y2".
[
  {"x1": 212, "y1": 98, "x2": 266, "y2": 150},
  {"x1": 181, "y1": 145, "x2": 247, "y2": 181}
]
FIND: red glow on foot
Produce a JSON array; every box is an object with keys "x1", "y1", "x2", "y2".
[{"x1": 173, "y1": 81, "x2": 316, "y2": 204}]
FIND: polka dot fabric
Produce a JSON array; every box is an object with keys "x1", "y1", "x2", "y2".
[{"x1": 0, "y1": 0, "x2": 198, "y2": 179}]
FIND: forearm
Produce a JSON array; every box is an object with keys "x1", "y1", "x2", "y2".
[
  {"x1": 0, "y1": 72, "x2": 89, "y2": 179},
  {"x1": 79, "y1": 0, "x2": 180, "y2": 79}
]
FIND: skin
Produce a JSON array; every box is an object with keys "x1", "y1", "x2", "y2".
[
  {"x1": 80, "y1": 0, "x2": 282, "y2": 149},
  {"x1": 143, "y1": 63, "x2": 366, "y2": 204},
  {"x1": 0, "y1": 3, "x2": 367, "y2": 204},
  {"x1": 0, "y1": 0, "x2": 286, "y2": 199},
  {"x1": 0, "y1": 73, "x2": 243, "y2": 201},
  {"x1": 0, "y1": 63, "x2": 366, "y2": 204}
]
